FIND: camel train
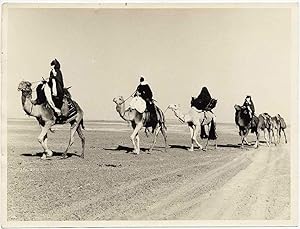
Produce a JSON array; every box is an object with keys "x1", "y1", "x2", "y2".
[
  {"x1": 18, "y1": 79, "x2": 288, "y2": 159},
  {"x1": 18, "y1": 74, "x2": 287, "y2": 159},
  {"x1": 234, "y1": 105, "x2": 287, "y2": 148}
]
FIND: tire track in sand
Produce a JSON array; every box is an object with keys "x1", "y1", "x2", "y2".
[
  {"x1": 172, "y1": 145, "x2": 291, "y2": 220},
  {"x1": 44, "y1": 155, "x2": 231, "y2": 220},
  {"x1": 131, "y1": 151, "x2": 251, "y2": 220}
]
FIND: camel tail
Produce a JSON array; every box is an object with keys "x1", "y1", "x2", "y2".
[{"x1": 208, "y1": 118, "x2": 217, "y2": 140}]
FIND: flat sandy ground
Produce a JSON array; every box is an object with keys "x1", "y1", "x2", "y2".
[{"x1": 6, "y1": 119, "x2": 291, "y2": 221}]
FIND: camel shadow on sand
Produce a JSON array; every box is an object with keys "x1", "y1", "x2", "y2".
[
  {"x1": 103, "y1": 145, "x2": 165, "y2": 154},
  {"x1": 169, "y1": 142, "x2": 265, "y2": 150},
  {"x1": 21, "y1": 151, "x2": 81, "y2": 158},
  {"x1": 217, "y1": 140, "x2": 270, "y2": 149}
]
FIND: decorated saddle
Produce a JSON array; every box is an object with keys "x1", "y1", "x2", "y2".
[{"x1": 35, "y1": 82, "x2": 78, "y2": 122}]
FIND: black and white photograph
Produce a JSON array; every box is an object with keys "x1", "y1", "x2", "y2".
[{"x1": 1, "y1": 2, "x2": 298, "y2": 227}]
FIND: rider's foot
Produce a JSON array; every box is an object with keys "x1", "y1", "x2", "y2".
[{"x1": 55, "y1": 109, "x2": 61, "y2": 116}]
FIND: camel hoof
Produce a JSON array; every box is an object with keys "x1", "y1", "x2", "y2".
[
  {"x1": 188, "y1": 148, "x2": 194, "y2": 152},
  {"x1": 41, "y1": 154, "x2": 47, "y2": 160},
  {"x1": 202, "y1": 148, "x2": 207, "y2": 152},
  {"x1": 80, "y1": 154, "x2": 84, "y2": 159},
  {"x1": 46, "y1": 151, "x2": 53, "y2": 157}
]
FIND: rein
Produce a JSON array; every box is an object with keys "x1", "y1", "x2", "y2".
[{"x1": 119, "y1": 91, "x2": 136, "y2": 105}]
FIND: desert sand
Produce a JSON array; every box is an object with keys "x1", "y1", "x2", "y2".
[{"x1": 6, "y1": 119, "x2": 291, "y2": 221}]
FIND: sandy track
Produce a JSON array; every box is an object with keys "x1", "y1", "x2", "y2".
[
  {"x1": 178, "y1": 145, "x2": 290, "y2": 220},
  {"x1": 6, "y1": 121, "x2": 291, "y2": 221}
]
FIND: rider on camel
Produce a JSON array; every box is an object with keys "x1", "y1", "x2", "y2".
[
  {"x1": 34, "y1": 59, "x2": 65, "y2": 119},
  {"x1": 135, "y1": 76, "x2": 157, "y2": 123},
  {"x1": 243, "y1": 95, "x2": 255, "y2": 119}
]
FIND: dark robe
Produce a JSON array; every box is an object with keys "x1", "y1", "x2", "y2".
[
  {"x1": 191, "y1": 87, "x2": 212, "y2": 110},
  {"x1": 243, "y1": 98, "x2": 255, "y2": 114},
  {"x1": 136, "y1": 83, "x2": 153, "y2": 102}
]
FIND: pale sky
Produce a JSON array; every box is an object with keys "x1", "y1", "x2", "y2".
[{"x1": 5, "y1": 6, "x2": 295, "y2": 123}]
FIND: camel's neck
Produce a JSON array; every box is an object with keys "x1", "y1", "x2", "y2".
[
  {"x1": 21, "y1": 91, "x2": 39, "y2": 117},
  {"x1": 171, "y1": 109, "x2": 187, "y2": 123},
  {"x1": 116, "y1": 102, "x2": 131, "y2": 122}
]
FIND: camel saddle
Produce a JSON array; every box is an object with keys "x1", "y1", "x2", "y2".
[{"x1": 35, "y1": 82, "x2": 77, "y2": 122}]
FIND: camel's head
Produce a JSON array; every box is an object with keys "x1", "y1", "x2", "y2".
[
  {"x1": 18, "y1": 81, "x2": 32, "y2": 92},
  {"x1": 113, "y1": 96, "x2": 124, "y2": 105},
  {"x1": 234, "y1": 104, "x2": 252, "y2": 126},
  {"x1": 168, "y1": 104, "x2": 180, "y2": 111}
]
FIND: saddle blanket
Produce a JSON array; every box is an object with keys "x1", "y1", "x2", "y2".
[
  {"x1": 55, "y1": 98, "x2": 77, "y2": 123},
  {"x1": 65, "y1": 98, "x2": 77, "y2": 119},
  {"x1": 129, "y1": 97, "x2": 146, "y2": 113}
]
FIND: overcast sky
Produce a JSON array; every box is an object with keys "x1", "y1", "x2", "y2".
[{"x1": 6, "y1": 6, "x2": 296, "y2": 123}]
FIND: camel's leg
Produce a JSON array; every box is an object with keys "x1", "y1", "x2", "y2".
[
  {"x1": 188, "y1": 125, "x2": 195, "y2": 152},
  {"x1": 38, "y1": 122, "x2": 53, "y2": 159},
  {"x1": 62, "y1": 121, "x2": 78, "y2": 159},
  {"x1": 272, "y1": 130, "x2": 277, "y2": 146},
  {"x1": 130, "y1": 123, "x2": 143, "y2": 154},
  {"x1": 243, "y1": 129, "x2": 251, "y2": 146},
  {"x1": 161, "y1": 125, "x2": 168, "y2": 152},
  {"x1": 279, "y1": 128, "x2": 284, "y2": 143},
  {"x1": 240, "y1": 131, "x2": 245, "y2": 148},
  {"x1": 136, "y1": 134, "x2": 140, "y2": 153},
  {"x1": 264, "y1": 129, "x2": 270, "y2": 147},
  {"x1": 149, "y1": 126, "x2": 161, "y2": 152},
  {"x1": 277, "y1": 129, "x2": 280, "y2": 144},
  {"x1": 282, "y1": 129, "x2": 288, "y2": 143},
  {"x1": 204, "y1": 139, "x2": 209, "y2": 151},
  {"x1": 76, "y1": 124, "x2": 85, "y2": 158},
  {"x1": 254, "y1": 131, "x2": 260, "y2": 148},
  {"x1": 240, "y1": 129, "x2": 247, "y2": 148},
  {"x1": 43, "y1": 134, "x2": 53, "y2": 157},
  {"x1": 193, "y1": 125, "x2": 203, "y2": 151}
]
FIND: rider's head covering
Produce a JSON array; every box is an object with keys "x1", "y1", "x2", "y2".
[
  {"x1": 139, "y1": 75, "x2": 145, "y2": 83},
  {"x1": 50, "y1": 59, "x2": 61, "y2": 70}
]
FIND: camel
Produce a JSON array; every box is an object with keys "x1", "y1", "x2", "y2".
[
  {"x1": 234, "y1": 105, "x2": 273, "y2": 148},
  {"x1": 273, "y1": 114, "x2": 288, "y2": 144},
  {"x1": 167, "y1": 104, "x2": 217, "y2": 151},
  {"x1": 18, "y1": 81, "x2": 85, "y2": 159},
  {"x1": 113, "y1": 96, "x2": 168, "y2": 154}
]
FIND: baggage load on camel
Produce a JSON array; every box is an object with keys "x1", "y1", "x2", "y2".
[{"x1": 129, "y1": 96, "x2": 146, "y2": 113}]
